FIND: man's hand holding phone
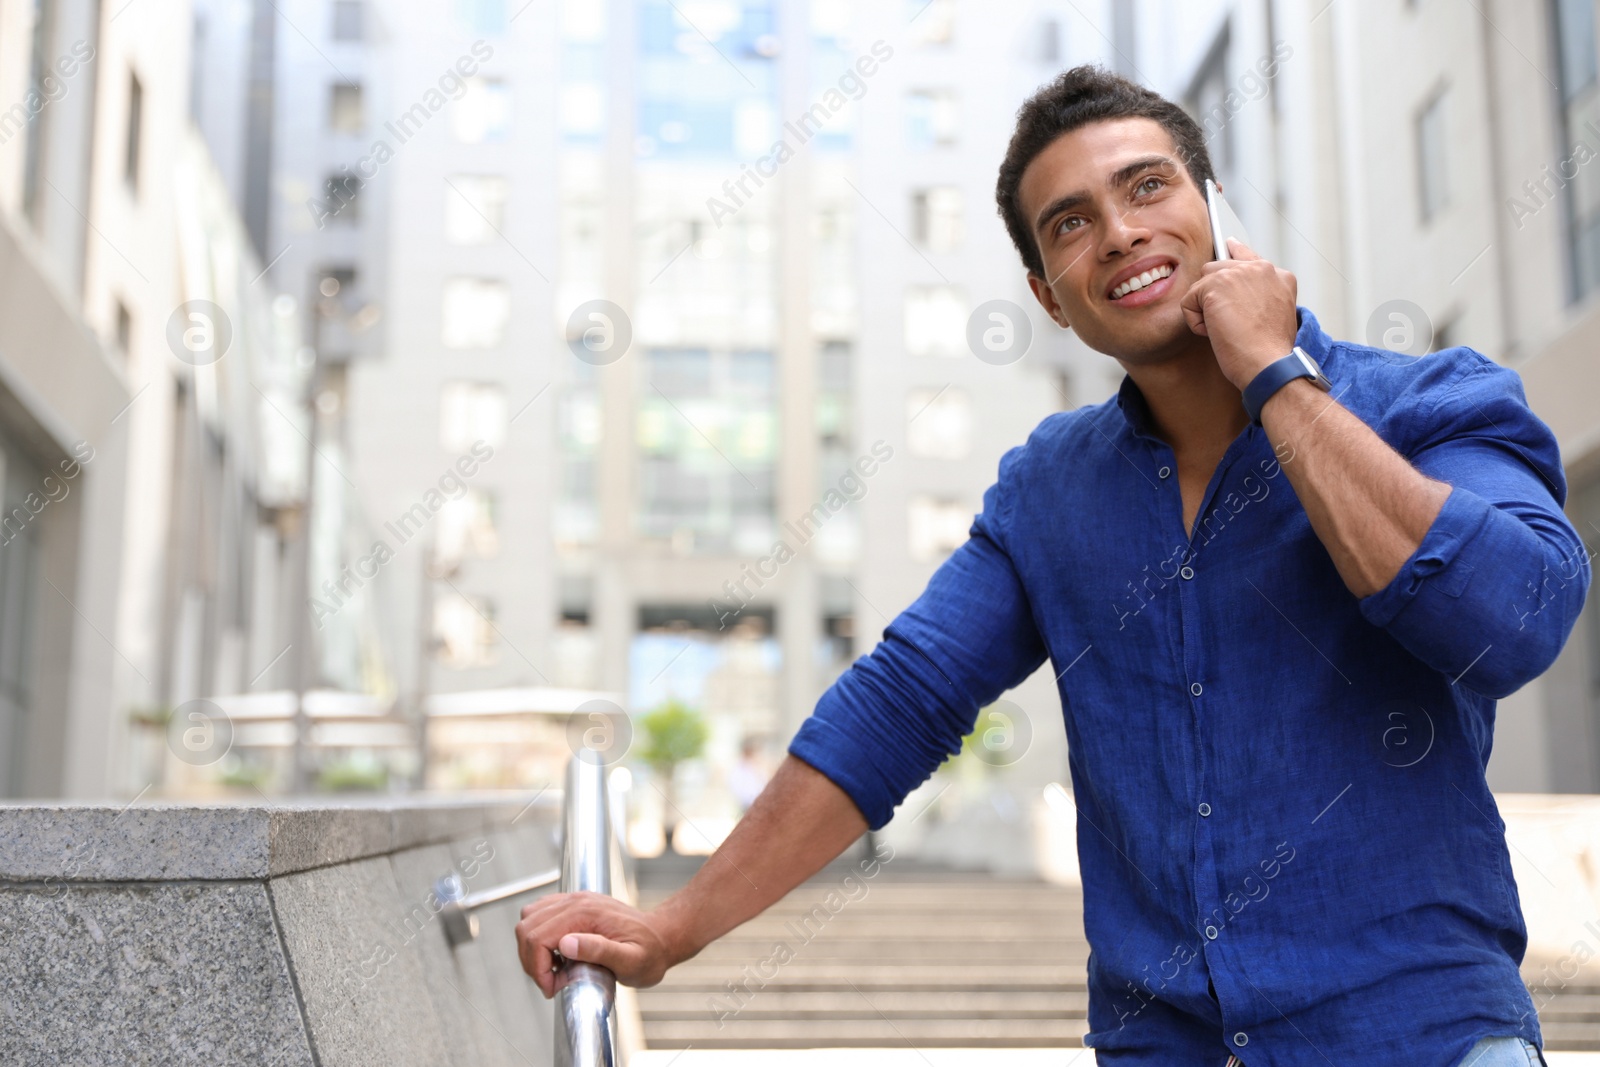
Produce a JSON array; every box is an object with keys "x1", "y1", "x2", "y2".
[{"x1": 1181, "y1": 182, "x2": 1299, "y2": 390}]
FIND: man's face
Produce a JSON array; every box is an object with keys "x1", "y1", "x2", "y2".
[{"x1": 1020, "y1": 117, "x2": 1213, "y2": 365}]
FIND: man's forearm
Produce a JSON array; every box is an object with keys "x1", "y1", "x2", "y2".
[
  {"x1": 1259, "y1": 378, "x2": 1452, "y2": 598},
  {"x1": 649, "y1": 754, "x2": 868, "y2": 965}
]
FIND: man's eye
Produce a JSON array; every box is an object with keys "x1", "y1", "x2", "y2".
[
  {"x1": 1057, "y1": 215, "x2": 1085, "y2": 235},
  {"x1": 1136, "y1": 176, "x2": 1165, "y2": 196}
]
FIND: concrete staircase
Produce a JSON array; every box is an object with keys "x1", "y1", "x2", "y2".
[{"x1": 635, "y1": 853, "x2": 1600, "y2": 1053}]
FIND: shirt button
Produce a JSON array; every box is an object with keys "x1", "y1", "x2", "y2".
[
  {"x1": 1179, "y1": 565, "x2": 1195, "y2": 580},
  {"x1": 1205, "y1": 925, "x2": 1219, "y2": 939},
  {"x1": 1234, "y1": 1033, "x2": 1249, "y2": 1047},
  {"x1": 1198, "y1": 802, "x2": 1212, "y2": 817},
  {"x1": 1190, "y1": 682, "x2": 1203, "y2": 697},
  {"x1": 1158, "y1": 465, "x2": 1172, "y2": 478}
]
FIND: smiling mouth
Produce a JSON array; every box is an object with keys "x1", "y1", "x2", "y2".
[{"x1": 1109, "y1": 263, "x2": 1176, "y2": 300}]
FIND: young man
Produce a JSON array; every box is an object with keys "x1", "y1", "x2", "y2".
[{"x1": 516, "y1": 67, "x2": 1590, "y2": 1065}]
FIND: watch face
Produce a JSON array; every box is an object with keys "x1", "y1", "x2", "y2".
[{"x1": 1295, "y1": 347, "x2": 1331, "y2": 389}]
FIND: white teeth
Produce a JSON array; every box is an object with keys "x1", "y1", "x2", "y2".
[{"x1": 1112, "y1": 263, "x2": 1174, "y2": 299}]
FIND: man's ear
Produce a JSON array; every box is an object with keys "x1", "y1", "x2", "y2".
[{"x1": 1027, "y1": 272, "x2": 1071, "y2": 330}]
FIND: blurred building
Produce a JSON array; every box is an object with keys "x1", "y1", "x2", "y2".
[
  {"x1": 0, "y1": 0, "x2": 309, "y2": 797},
  {"x1": 0, "y1": 0, "x2": 127, "y2": 796},
  {"x1": 1130, "y1": 0, "x2": 1600, "y2": 791}
]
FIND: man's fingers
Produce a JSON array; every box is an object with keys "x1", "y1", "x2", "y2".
[
  {"x1": 559, "y1": 931, "x2": 646, "y2": 981},
  {"x1": 1225, "y1": 237, "x2": 1260, "y2": 260},
  {"x1": 515, "y1": 917, "x2": 558, "y2": 998}
]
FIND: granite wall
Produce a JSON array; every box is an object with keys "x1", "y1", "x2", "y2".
[{"x1": 0, "y1": 793, "x2": 570, "y2": 1066}]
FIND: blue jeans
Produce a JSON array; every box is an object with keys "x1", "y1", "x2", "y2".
[
  {"x1": 1223, "y1": 1036, "x2": 1543, "y2": 1066},
  {"x1": 1459, "y1": 1036, "x2": 1546, "y2": 1066}
]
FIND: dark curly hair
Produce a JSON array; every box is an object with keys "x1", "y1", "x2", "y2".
[{"x1": 996, "y1": 65, "x2": 1215, "y2": 279}]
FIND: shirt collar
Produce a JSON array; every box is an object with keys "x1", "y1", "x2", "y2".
[{"x1": 1115, "y1": 305, "x2": 1330, "y2": 438}]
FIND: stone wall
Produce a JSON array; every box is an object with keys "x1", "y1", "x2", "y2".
[{"x1": 0, "y1": 793, "x2": 569, "y2": 1066}]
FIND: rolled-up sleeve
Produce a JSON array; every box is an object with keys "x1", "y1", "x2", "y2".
[
  {"x1": 788, "y1": 444, "x2": 1049, "y2": 829},
  {"x1": 1358, "y1": 354, "x2": 1593, "y2": 699}
]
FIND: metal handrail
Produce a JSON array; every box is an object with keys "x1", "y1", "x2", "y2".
[
  {"x1": 434, "y1": 751, "x2": 624, "y2": 1066},
  {"x1": 554, "y1": 749, "x2": 619, "y2": 1066}
]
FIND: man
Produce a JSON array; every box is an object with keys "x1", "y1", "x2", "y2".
[{"x1": 516, "y1": 66, "x2": 1591, "y2": 1065}]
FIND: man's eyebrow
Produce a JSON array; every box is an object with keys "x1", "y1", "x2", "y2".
[{"x1": 1032, "y1": 154, "x2": 1182, "y2": 236}]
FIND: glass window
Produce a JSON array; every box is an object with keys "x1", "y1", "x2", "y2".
[
  {"x1": 125, "y1": 72, "x2": 143, "y2": 192},
  {"x1": 909, "y1": 0, "x2": 955, "y2": 45},
  {"x1": 332, "y1": 0, "x2": 362, "y2": 40},
  {"x1": 434, "y1": 591, "x2": 497, "y2": 667},
  {"x1": 454, "y1": 78, "x2": 511, "y2": 143},
  {"x1": 908, "y1": 496, "x2": 970, "y2": 560},
  {"x1": 329, "y1": 83, "x2": 363, "y2": 133},
  {"x1": 907, "y1": 387, "x2": 971, "y2": 459},
  {"x1": 1415, "y1": 88, "x2": 1449, "y2": 223},
  {"x1": 911, "y1": 186, "x2": 963, "y2": 253},
  {"x1": 323, "y1": 172, "x2": 363, "y2": 223},
  {"x1": 456, "y1": 0, "x2": 506, "y2": 35},
  {"x1": 441, "y1": 277, "x2": 510, "y2": 348},
  {"x1": 439, "y1": 381, "x2": 506, "y2": 451},
  {"x1": 436, "y1": 489, "x2": 499, "y2": 565},
  {"x1": 906, "y1": 89, "x2": 958, "y2": 149},
  {"x1": 904, "y1": 286, "x2": 967, "y2": 357},
  {"x1": 1553, "y1": 0, "x2": 1600, "y2": 301},
  {"x1": 445, "y1": 175, "x2": 508, "y2": 244}
]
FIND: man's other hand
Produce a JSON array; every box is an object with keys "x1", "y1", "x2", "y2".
[{"x1": 515, "y1": 890, "x2": 681, "y2": 998}]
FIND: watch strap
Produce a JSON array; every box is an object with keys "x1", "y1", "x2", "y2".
[{"x1": 1242, "y1": 346, "x2": 1325, "y2": 425}]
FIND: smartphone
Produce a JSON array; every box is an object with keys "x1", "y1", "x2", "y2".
[{"x1": 1205, "y1": 178, "x2": 1252, "y2": 261}]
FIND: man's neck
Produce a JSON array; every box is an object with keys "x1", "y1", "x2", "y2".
[{"x1": 1119, "y1": 342, "x2": 1251, "y2": 457}]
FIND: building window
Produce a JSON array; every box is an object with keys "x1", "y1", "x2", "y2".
[
  {"x1": 125, "y1": 72, "x2": 143, "y2": 193},
  {"x1": 906, "y1": 89, "x2": 959, "y2": 148},
  {"x1": 332, "y1": 0, "x2": 362, "y2": 41},
  {"x1": 904, "y1": 286, "x2": 967, "y2": 357},
  {"x1": 1185, "y1": 29, "x2": 1232, "y2": 187},
  {"x1": 908, "y1": 496, "x2": 970, "y2": 561},
  {"x1": 445, "y1": 175, "x2": 509, "y2": 244},
  {"x1": 436, "y1": 489, "x2": 499, "y2": 565},
  {"x1": 909, "y1": 0, "x2": 955, "y2": 45},
  {"x1": 329, "y1": 83, "x2": 364, "y2": 132},
  {"x1": 907, "y1": 387, "x2": 971, "y2": 459},
  {"x1": 454, "y1": 78, "x2": 511, "y2": 143},
  {"x1": 115, "y1": 302, "x2": 132, "y2": 359},
  {"x1": 911, "y1": 187, "x2": 963, "y2": 253},
  {"x1": 457, "y1": 0, "x2": 507, "y2": 35},
  {"x1": 1415, "y1": 87, "x2": 1449, "y2": 223},
  {"x1": 434, "y1": 591, "x2": 497, "y2": 668},
  {"x1": 441, "y1": 277, "x2": 510, "y2": 348},
  {"x1": 322, "y1": 172, "x2": 363, "y2": 223},
  {"x1": 1553, "y1": 0, "x2": 1600, "y2": 301},
  {"x1": 439, "y1": 381, "x2": 506, "y2": 452}
]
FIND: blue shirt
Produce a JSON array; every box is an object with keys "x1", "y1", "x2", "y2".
[{"x1": 789, "y1": 307, "x2": 1592, "y2": 1065}]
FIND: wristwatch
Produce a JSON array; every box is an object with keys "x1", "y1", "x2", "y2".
[{"x1": 1241, "y1": 346, "x2": 1332, "y2": 425}]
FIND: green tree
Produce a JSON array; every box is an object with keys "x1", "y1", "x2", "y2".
[{"x1": 638, "y1": 698, "x2": 709, "y2": 848}]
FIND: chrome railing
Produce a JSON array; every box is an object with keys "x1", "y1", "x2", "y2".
[
  {"x1": 434, "y1": 750, "x2": 624, "y2": 1067},
  {"x1": 554, "y1": 750, "x2": 620, "y2": 1067}
]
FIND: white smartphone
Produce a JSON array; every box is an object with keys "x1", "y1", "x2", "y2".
[{"x1": 1205, "y1": 178, "x2": 1252, "y2": 261}]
